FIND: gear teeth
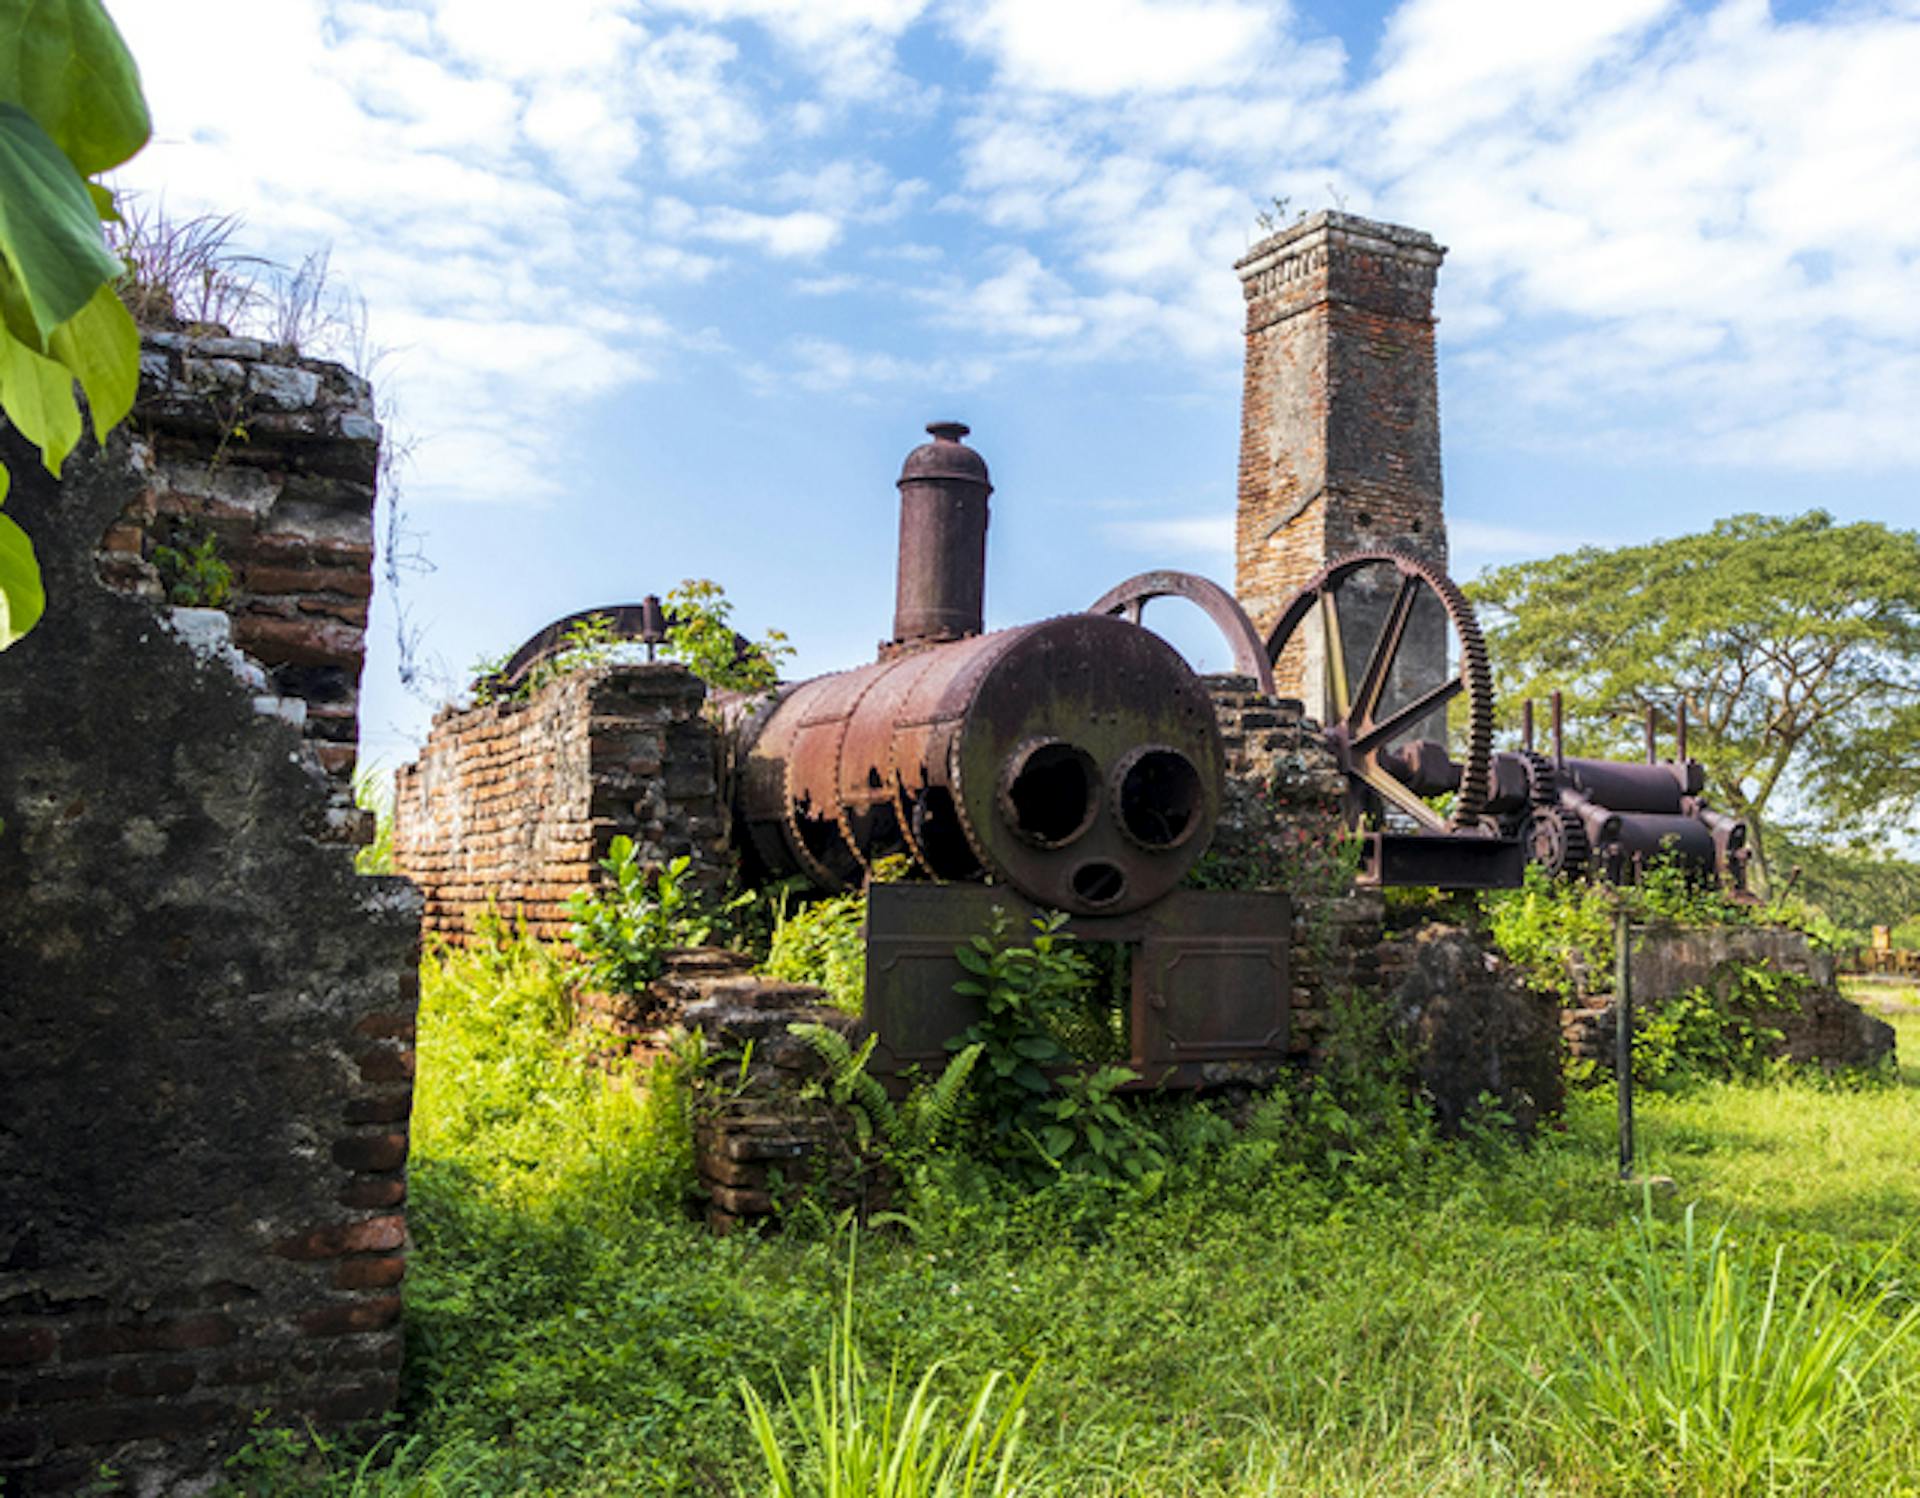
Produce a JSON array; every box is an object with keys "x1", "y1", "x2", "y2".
[{"x1": 1264, "y1": 547, "x2": 1496, "y2": 838}]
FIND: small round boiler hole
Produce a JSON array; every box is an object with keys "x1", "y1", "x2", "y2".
[
  {"x1": 1071, "y1": 861, "x2": 1127, "y2": 907},
  {"x1": 1114, "y1": 747, "x2": 1203, "y2": 850},
  {"x1": 998, "y1": 738, "x2": 1100, "y2": 848}
]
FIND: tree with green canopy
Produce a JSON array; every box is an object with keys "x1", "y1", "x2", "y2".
[
  {"x1": 1467, "y1": 511, "x2": 1920, "y2": 881},
  {"x1": 0, "y1": 0, "x2": 151, "y2": 647}
]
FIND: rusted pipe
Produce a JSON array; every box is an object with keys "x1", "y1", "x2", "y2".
[{"x1": 891, "y1": 421, "x2": 991, "y2": 650}]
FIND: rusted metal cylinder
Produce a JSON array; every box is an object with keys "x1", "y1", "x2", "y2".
[
  {"x1": 737, "y1": 613, "x2": 1223, "y2": 916},
  {"x1": 891, "y1": 421, "x2": 991, "y2": 649}
]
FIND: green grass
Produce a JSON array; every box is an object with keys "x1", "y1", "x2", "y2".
[{"x1": 231, "y1": 937, "x2": 1920, "y2": 1496}]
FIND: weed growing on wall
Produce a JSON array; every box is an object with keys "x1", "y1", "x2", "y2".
[
  {"x1": 663, "y1": 577, "x2": 792, "y2": 692},
  {"x1": 764, "y1": 888, "x2": 867, "y2": 1014},
  {"x1": 567, "y1": 840, "x2": 742, "y2": 994},
  {"x1": 150, "y1": 528, "x2": 233, "y2": 607}
]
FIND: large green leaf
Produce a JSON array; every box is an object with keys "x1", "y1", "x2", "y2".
[
  {"x1": 0, "y1": 319, "x2": 81, "y2": 474},
  {"x1": 0, "y1": 0, "x2": 150, "y2": 176},
  {"x1": 0, "y1": 102, "x2": 118, "y2": 337},
  {"x1": 48, "y1": 278, "x2": 135, "y2": 438},
  {"x1": 0, "y1": 508, "x2": 44, "y2": 647},
  {"x1": 0, "y1": 256, "x2": 41, "y2": 349}
]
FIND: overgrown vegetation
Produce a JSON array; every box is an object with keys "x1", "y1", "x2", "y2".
[
  {"x1": 227, "y1": 913, "x2": 1920, "y2": 1497},
  {"x1": 764, "y1": 888, "x2": 867, "y2": 1014},
  {"x1": 151, "y1": 527, "x2": 233, "y2": 608},
  {"x1": 663, "y1": 576, "x2": 791, "y2": 693},
  {"x1": 566, "y1": 840, "x2": 739, "y2": 994},
  {"x1": 465, "y1": 580, "x2": 792, "y2": 709}
]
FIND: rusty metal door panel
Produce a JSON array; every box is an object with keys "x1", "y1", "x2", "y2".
[
  {"x1": 1132, "y1": 891, "x2": 1291, "y2": 1071},
  {"x1": 860, "y1": 883, "x2": 1008, "y2": 1075}
]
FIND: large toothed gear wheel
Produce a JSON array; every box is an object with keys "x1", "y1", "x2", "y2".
[
  {"x1": 1523, "y1": 806, "x2": 1591, "y2": 877},
  {"x1": 1265, "y1": 549, "x2": 1495, "y2": 835}
]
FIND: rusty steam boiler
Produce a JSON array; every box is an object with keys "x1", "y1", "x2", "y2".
[
  {"x1": 735, "y1": 424, "x2": 1222, "y2": 919},
  {"x1": 726, "y1": 423, "x2": 1291, "y2": 1084}
]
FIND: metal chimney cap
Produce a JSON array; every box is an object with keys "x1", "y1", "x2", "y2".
[{"x1": 899, "y1": 420, "x2": 991, "y2": 489}]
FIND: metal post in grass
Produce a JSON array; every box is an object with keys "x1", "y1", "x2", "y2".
[{"x1": 1615, "y1": 904, "x2": 1634, "y2": 1180}]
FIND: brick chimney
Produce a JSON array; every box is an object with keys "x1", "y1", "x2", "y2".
[{"x1": 1233, "y1": 211, "x2": 1449, "y2": 722}]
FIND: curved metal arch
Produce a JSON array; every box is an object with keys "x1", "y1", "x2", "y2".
[
  {"x1": 1088, "y1": 569, "x2": 1276, "y2": 696},
  {"x1": 491, "y1": 599, "x2": 752, "y2": 692}
]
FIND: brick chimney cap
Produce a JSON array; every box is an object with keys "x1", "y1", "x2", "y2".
[{"x1": 1235, "y1": 210, "x2": 1445, "y2": 272}]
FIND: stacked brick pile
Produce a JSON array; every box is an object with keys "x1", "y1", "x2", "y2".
[
  {"x1": 568, "y1": 945, "x2": 870, "y2": 1233},
  {"x1": 392, "y1": 663, "x2": 728, "y2": 943},
  {"x1": 92, "y1": 332, "x2": 384, "y2": 838}
]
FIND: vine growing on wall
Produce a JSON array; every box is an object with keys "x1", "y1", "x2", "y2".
[{"x1": 0, "y1": 0, "x2": 151, "y2": 646}]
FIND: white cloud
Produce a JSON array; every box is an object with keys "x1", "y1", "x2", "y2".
[
  {"x1": 690, "y1": 206, "x2": 843, "y2": 258},
  {"x1": 965, "y1": 0, "x2": 1282, "y2": 97},
  {"x1": 1104, "y1": 513, "x2": 1233, "y2": 558}
]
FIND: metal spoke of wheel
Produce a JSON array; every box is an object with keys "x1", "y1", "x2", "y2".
[
  {"x1": 1357, "y1": 763, "x2": 1449, "y2": 833},
  {"x1": 1352, "y1": 676, "x2": 1464, "y2": 758},
  {"x1": 1320, "y1": 588, "x2": 1350, "y2": 723},
  {"x1": 1352, "y1": 571, "x2": 1420, "y2": 729}
]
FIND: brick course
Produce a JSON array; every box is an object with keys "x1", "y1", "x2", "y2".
[{"x1": 392, "y1": 663, "x2": 730, "y2": 943}]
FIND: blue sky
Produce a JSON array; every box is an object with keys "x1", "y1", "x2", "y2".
[{"x1": 109, "y1": 0, "x2": 1920, "y2": 767}]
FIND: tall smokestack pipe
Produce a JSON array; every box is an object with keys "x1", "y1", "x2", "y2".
[{"x1": 891, "y1": 421, "x2": 991, "y2": 651}]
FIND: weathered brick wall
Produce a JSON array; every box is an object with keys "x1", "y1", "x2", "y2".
[
  {"x1": 94, "y1": 332, "x2": 386, "y2": 839},
  {"x1": 1233, "y1": 213, "x2": 1449, "y2": 723},
  {"x1": 0, "y1": 342, "x2": 420, "y2": 1492},
  {"x1": 392, "y1": 664, "x2": 729, "y2": 943}
]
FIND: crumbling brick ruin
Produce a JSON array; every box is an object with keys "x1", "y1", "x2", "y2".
[
  {"x1": 0, "y1": 335, "x2": 419, "y2": 1494},
  {"x1": 392, "y1": 663, "x2": 728, "y2": 944}
]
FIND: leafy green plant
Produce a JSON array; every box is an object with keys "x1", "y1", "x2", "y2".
[
  {"x1": 567, "y1": 842, "x2": 719, "y2": 994},
  {"x1": 1633, "y1": 960, "x2": 1809, "y2": 1088},
  {"x1": 470, "y1": 613, "x2": 624, "y2": 707},
  {"x1": 1481, "y1": 864, "x2": 1617, "y2": 999},
  {"x1": 151, "y1": 528, "x2": 232, "y2": 607},
  {"x1": 664, "y1": 577, "x2": 791, "y2": 692},
  {"x1": 1532, "y1": 1199, "x2": 1920, "y2": 1493},
  {"x1": 1030, "y1": 1064, "x2": 1166, "y2": 1189},
  {"x1": 739, "y1": 1245, "x2": 1034, "y2": 1498},
  {"x1": 0, "y1": 0, "x2": 151, "y2": 646},
  {"x1": 765, "y1": 890, "x2": 868, "y2": 1015}
]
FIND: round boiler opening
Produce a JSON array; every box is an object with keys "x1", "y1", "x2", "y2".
[
  {"x1": 1071, "y1": 861, "x2": 1127, "y2": 907},
  {"x1": 1113, "y1": 747, "x2": 1204, "y2": 850},
  {"x1": 998, "y1": 738, "x2": 1100, "y2": 848}
]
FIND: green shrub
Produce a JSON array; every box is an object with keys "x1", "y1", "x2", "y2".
[
  {"x1": 152, "y1": 529, "x2": 232, "y2": 607},
  {"x1": 566, "y1": 841, "x2": 717, "y2": 993},
  {"x1": 765, "y1": 889, "x2": 868, "y2": 1014},
  {"x1": 664, "y1": 577, "x2": 792, "y2": 693},
  {"x1": 1481, "y1": 864, "x2": 1616, "y2": 999}
]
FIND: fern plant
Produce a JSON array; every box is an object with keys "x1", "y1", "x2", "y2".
[{"x1": 788, "y1": 1022, "x2": 982, "y2": 1164}]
